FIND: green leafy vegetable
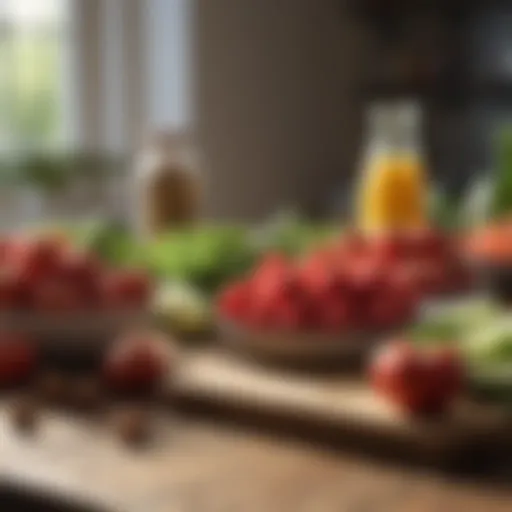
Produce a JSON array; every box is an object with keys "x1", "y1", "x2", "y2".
[
  {"x1": 491, "y1": 127, "x2": 512, "y2": 219},
  {"x1": 28, "y1": 219, "x2": 145, "y2": 268},
  {"x1": 251, "y1": 210, "x2": 339, "y2": 256},
  {"x1": 428, "y1": 186, "x2": 463, "y2": 231},
  {"x1": 466, "y1": 319, "x2": 512, "y2": 365},
  {"x1": 410, "y1": 318, "x2": 462, "y2": 345},
  {"x1": 410, "y1": 299, "x2": 512, "y2": 403},
  {"x1": 29, "y1": 216, "x2": 342, "y2": 295},
  {"x1": 146, "y1": 226, "x2": 256, "y2": 294}
]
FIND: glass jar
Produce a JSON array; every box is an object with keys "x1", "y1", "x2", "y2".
[
  {"x1": 133, "y1": 131, "x2": 202, "y2": 240},
  {"x1": 355, "y1": 101, "x2": 429, "y2": 233}
]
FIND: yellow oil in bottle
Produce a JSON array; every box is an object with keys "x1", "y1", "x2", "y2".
[
  {"x1": 356, "y1": 102, "x2": 429, "y2": 233},
  {"x1": 358, "y1": 153, "x2": 428, "y2": 232}
]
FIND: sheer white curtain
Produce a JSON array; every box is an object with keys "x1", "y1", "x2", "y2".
[
  {"x1": 147, "y1": 0, "x2": 192, "y2": 132},
  {"x1": 74, "y1": 0, "x2": 192, "y2": 152},
  {"x1": 71, "y1": 0, "x2": 146, "y2": 153}
]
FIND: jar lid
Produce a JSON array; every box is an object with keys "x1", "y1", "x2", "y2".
[
  {"x1": 139, "y1": 128, "x2": 200, "y2": 175},
  {"x1": 366, "y1": 100, "x2": 422, "y2": 148},
  {"x1": 367, "y1": 100, "x2": 420, "y2": 127},
  {"x1": 143, "y1": 129, "x2": 192, "y2": 151}
]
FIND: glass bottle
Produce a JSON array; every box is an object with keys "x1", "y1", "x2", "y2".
[
  {"x1": 133, "y1": 131, "x2": 202, "y2": 240},
  {"x1": 356, "y1": 101, "x2": 429, "y2": 233}
]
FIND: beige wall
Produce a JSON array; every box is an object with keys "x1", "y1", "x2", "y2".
[{"x1": 194, "y1": 0, "x2": 366, "y2": 219}]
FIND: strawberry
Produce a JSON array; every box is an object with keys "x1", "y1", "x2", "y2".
[
  {"x1": 58, "y1": 249, "x2": 101, "y2": 283},
  {"x1": 245, "y1": 300, "x2": 277, "y2": 328},
  {"x1": 0, "y1": 333, "x2": 38, "y2": 386},
  {"x1": 369, "y1": 340, "x2": 418, "y2": 399},
  {"x1": 415, "y1": 260, "x2": 450, "y2": 295},
  {"x1": 270, "y1": 294, "x2": 317, "y2": 331},
  {"x1": 32, "y1": 277, "x2": 85, "y2": 313},
  {"x1": 349, "y1": 258, "x2": 386, "y2": 302},
  {"x1": 218, "y1": 280, "x2": 251, "y2": 320},
  {"x1": 424, "y1": 347, "x2": 465, "y2": 401},
  {"x1": 11, "y1": 237, "x2": 63, "y2": 283},
  {"x1": 338, "y1": 230, "x2": 367, "y2": 257},
  {"x1": 369, "y1": 340, "x2": 464, "y2": 417},
  {"x1": 299, "y1": 257, "x2": 346, "y2": 298},
  {"x1": 254, "y1": 277, "x2": 306, "y2": 328},
  {"x1": 408, "y1": 227, "x2": 449, "y2": 259},
  {"x1": 57, "y1": 250, "x2": 102, "y2": 306},
  {"x1": 369, "y1": 293, "x2": 410, "y2": 329},
  {"x1": 365, "y1": 266, "x2": 417, "y2": 329},
  {"x1": 104, "y1": 330, "x2": 172, "y2": 392},
  {"x1": 0, "y1": 267, "x2": 29, "y2": 310},
  {"x1": 320, "y1": 298, "x2": 351, "y2": 331},
  {"x1": 251, "y1": 253, "x2": 290, "y2": 281},
  {"x1": 101, "y1": 269, "x2": 152, "y2": 310},
  {"x1": 253, "y1": 263, "x2": 303, "y2": 307},
  {"x1": 272, "y1": 299, "x2": 303, "y2": 330},
  {"x1": 251, "y1": 254, "x2": 296, "y2": 304},
  {"x1": 448, "y1": 261, "x2": 473, "y2": 292},
  {"x1": 0, "y1": 238, "x2": 9, "y2": 263},
  {"x1": 370, "y1": 232, "x2": 407, "y2": 266}
]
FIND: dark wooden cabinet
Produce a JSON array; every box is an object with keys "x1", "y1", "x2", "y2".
[{"x1": 352, "y1": 0, "x2": 512, "y2": 187}]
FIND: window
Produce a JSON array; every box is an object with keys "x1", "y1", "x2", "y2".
[
  {"x1": 146, "y1": 0, "x2": 192, "y2": 131},
  {"x1": 0, "y1": 0, "x2": 192, "y2": 153},
  {"x1": 0, "y1": 0, "x2": 193, "y2": 228},
  {"x1": 0, "y1": 0, "x2": 69, "y2": 150}
]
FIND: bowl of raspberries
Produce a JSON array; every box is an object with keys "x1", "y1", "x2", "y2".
[
  {"x1": 216, "y1": 229, "x2": 472, "y2": 366},
  {"x1": 0, "y1": 234, "x2": 153, "y2": 344}
]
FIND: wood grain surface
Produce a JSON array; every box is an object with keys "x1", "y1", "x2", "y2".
[
  {"x1": 170, "y1": 349, "x2": 512, "y2": 465},
  {"x1": 2, "y1": 346, "x2": 512, "y2": 512},
  {"x1": 2, "y1": 404, "x2": 512, "y2": 512}
]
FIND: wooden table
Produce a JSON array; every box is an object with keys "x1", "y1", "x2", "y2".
[{"x1": 2, "y1": 405, "x2": 512, "y2": 512}]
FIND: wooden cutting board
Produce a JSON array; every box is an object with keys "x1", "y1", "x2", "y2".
[{"x1": 169, "y1": 349, "x2": 512, "y2": 466}]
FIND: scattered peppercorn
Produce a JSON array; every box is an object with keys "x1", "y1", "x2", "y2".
[
  {"x1": 37, "y1": 371, "x2": 68, "y2": 403},
  {"x1": 10, "y1": 395, "x2": 39, "y2": 433},
  {"x1": 113, "y1": 405, "x2": 152, "y2": 447},
  {"x1": 70, "y1": 376, "x2": 103, "y2": 410}
]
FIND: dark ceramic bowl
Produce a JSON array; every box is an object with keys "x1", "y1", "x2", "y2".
[{"x1": 471, "y1": 259, "x2": 512, "y2": 304}]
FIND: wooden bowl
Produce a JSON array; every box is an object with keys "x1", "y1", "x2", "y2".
[
  {"x1": 0, "y1": 310, "x2": 153, "y2": 347},
  {"x1": 469, "y1": 258, "x2": 512, "y2": 304},
  {"x1": 217, "y1": 316, "x2": 394, "y2": 370}
]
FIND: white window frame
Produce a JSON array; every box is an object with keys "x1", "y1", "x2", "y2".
[
  {"x1": 0, "y1": 0, "x2": 191, "y2": 153},
  {"x1": 69, "y1": 0, "x2": 147, "y2": 153},
  {"x1": 70, "y1": 0, "x2": 191, "y2": 153}
]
